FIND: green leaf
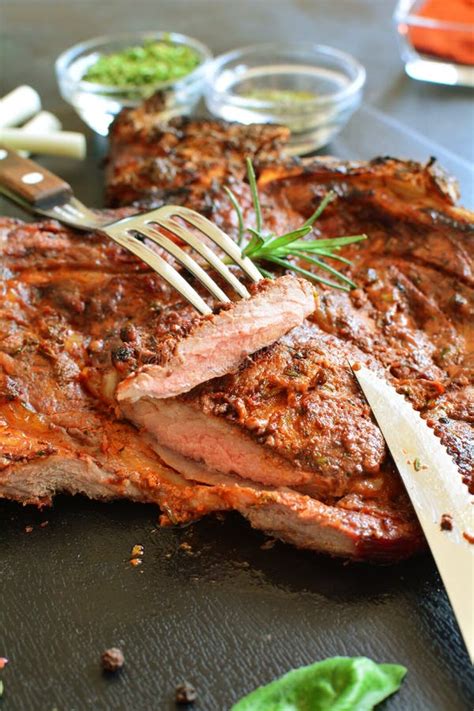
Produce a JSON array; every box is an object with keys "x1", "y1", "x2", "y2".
[
  {"x1": 266, "y1": 256, "x2": 351, "y2": 291},
  {"x1": 246, "y1": 157, "x2": 263, "y2": 233},
  {"x1": 298, "y1": 254, "x2": 357, "y2": 289},
  {"x1": 231, "y1": 657, "x2": 407, "y2": 711},
  {"x1": 257, "y1": 267, "x2": 275, "y2": 279},
  {"x1": 293, "y1": 234, "x2": 367, "y2": 250},
  {"x1": 261, "y1": 226, "x2": 312, "y2": 253},
  {"x1": 0, "y1": 680, "x2": 3, "y2": 697},
  {"x1": 224, "y1": 186, "x2": 245, "y2": 246},
  {"x1": 305, "y1": 249, "x2": 353, "y2": 266},
  {"x1": 243, "y1": 228, "x2": 265, "y2": 257}
]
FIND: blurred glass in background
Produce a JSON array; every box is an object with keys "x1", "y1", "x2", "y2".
[{"x1": 394, "y1": 0, "x2": 474, "y2": 86}]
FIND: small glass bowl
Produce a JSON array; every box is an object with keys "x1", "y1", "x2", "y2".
[
  {"x1": 56, "y1": 31, "x2": 213, "y2": 135},
  {"x1": 205, "y1": 43, "x2": 366, "y2": 155},
  {"x1": 394, "y1": 0, "x2": 474, "y2": 87}
]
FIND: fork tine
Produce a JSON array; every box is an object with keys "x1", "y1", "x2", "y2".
[
  {"x1": 104, "y1": 227, "x2": 212, "y2": 315},
  {"x1": 50, "y1": 198, "x2": 98, "y2": 229},
  {"x1": 149, "y1": 216, "x2": 251, "y2": 299},
  {"x1": 51, "y1": 204, "x2": 76, "y2": 221},
  {"x1": 154, "y1": 205, "x2": 263, "y2": 283},
  {"x1": 56, "y1": 203, "x2": 81, "y2": 219},
  {"x1": 136, "y1": 211, "x2": 252, "y2": 299},
  {"x1": 132, "y1": 226, "x2": 231, "y2": 304}
]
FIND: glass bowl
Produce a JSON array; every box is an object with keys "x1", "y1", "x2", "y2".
[
  {"x1": 56, "y1": 31, "x2": 213, "y2": 135},
  {"x1": 394, "y1": 0, "x2": 474, "y2": 86},
  {"x1": 204, "y1": 43, "x2": 366, "y2": 155}
]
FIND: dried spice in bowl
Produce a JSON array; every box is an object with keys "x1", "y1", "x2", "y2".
[
  {"x1": 83, "y1": 37, "x2": 201, "y2": 86},
  {"x1": 409, "y1": 0, "x2": 474, "y2": 65}
]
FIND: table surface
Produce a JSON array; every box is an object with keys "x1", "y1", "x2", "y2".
[
  {"x1": 2, "y1": 0, "x2": 474, "y2": 161},
  {"x1": 1, "y1": 3, "x2": 474, "y2": 711}
]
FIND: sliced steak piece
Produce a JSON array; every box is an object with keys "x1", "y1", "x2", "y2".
[
  {"x1": 121, "y1": 327, "x2": 388, "y2": 498},
  {"x1": 154, "y1": 443, "x2": 423, "y2": 560},
  {"x1": 0, "y1": 396, "x2": 224, "y2": 522},
  {"x1": 118, "y1": 276, "x2": 316, "y2": 401}
]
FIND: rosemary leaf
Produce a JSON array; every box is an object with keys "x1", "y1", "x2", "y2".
[
  {"x1": 291, "y1": 234, "x2": 367, "y2": 250},
  {"x1": 223, "y1": 186, "x2": 245, "y2": 246},
  {"x1": 266, "y1": 255, "x2": 352, "y2": 291},
  {"x1": 242, "y1": 229, "x2": 265, "y2": 257},
  {"x1": 246, "y1": 157, "x2": 263, "y2": 233},
  {"x1": 298, "y1": 253, "x2": 357, "y2": 289},
  {"x1": 302, "y1": 248, "x2": 353, "y2": 266},
  {"x1": 259, "y1": 226, "x2": 312, "y2": 253},
  {"x1": 257, "y1": 266, "x2": 276, "y2": 279},
  {"x1": 301, "y1": 190, "x2": 336, "y2": 228}
]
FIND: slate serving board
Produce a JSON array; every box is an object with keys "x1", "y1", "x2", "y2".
[{"x1": 1, "y1": 110, "x2": 473, "y2": 711}]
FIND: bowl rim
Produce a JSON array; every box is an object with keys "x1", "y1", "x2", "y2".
[
  {"x1": 205, "y1": 42, "x2": 366, "y2": 110},
  {"x1": 55, "y1": 30, "x2": 213, "y2": 94}
]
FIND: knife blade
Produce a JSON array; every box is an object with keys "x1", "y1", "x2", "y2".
[{"x1": 351, "y1": 363, "x2": 474, "y2": 663}]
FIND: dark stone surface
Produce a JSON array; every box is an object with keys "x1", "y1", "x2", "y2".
[
  {"x1": 1, "y1": 499, "x2": 473, "y2": 710},
  {"x1": 1, "y1": 3, "x2": 473, "y2": 710}
]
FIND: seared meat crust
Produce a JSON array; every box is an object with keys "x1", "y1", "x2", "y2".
[{"x1": 106, "y1": 96, "x2": 290, "y2": 217}]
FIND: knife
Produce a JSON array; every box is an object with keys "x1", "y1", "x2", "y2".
[{"x1": 350, "y1": 363, "x2": 474, "y2": 663}]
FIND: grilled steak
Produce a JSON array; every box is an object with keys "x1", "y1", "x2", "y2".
[
  {"x1": 1, "y1": 108, "x2": 472, "y2": 561},
  {"x1": 118, "y1": 276, "x2": 316, "y2": 401},
  {"x1": 106, "y1": 95, "x2": 290, "y2": 215}
]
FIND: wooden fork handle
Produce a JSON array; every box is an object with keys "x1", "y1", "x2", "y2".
[{"x1": 0, "y1": 145, "x2": 72, "y2": 209}]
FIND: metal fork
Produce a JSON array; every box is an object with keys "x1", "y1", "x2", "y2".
[{"x1": 0, "y1": 146, "x2": 262, "y2": 315}]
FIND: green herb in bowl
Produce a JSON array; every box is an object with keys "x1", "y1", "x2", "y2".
[{"x1": 83, "y1": 37, "x2": 201, "y2": 87}]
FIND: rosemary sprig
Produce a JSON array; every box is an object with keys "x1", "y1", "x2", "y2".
[{"x1": 225, "y1": 158, "x2": 367, "y2": 291}]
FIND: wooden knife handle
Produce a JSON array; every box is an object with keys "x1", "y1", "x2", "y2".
[{"x1": 0, "y1": 145, "x2": 72, "y2": 209}]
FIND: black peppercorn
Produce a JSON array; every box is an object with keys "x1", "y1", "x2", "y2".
[
  {"x1": 175, "y1": 681, "x2": 197, "y2": 705},
  {"x1": 112, "y1": 345, "x2": 134, "y2": 363},
  {"x1": 120, "y1": 324, "x2": 138, "y2": 343},
  {"x1": 440, "y1": 514, "x2": 453, "y2": 531},
  {"x1": 101, "y1": 647, "x2": 125, "y2": 672}
]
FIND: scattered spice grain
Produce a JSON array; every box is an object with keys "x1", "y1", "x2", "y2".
[
  {"x1": 101, "y1": 647, "x2": 125, "y2": 673},
  {"x1": 175, "y1": 681, "x2": 197, "y2": 705},
  {"x1": 131, "y1": 544, "x2": 144, "y2": 557},
  {"x1": 440, "y1": 514, "x2": 453, "y2": 531}
]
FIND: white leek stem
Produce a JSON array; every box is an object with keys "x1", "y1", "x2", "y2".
[
  {"x1": 0, "y1": 86, "x2": 42, "y2": 128},
  {"x1": 22, "y1": 111, "x2": 62, "y2": 133},
  {"x1": 0, "y1": 128, "x2": 86, "y2": 159},
  {"x1": 19, "y1": 111, "x2": 63, "y2": 157}
]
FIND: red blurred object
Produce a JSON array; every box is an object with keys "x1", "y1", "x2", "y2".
[{"x1": 409, "y1": 0, "x2": 474, "y2": 65}]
